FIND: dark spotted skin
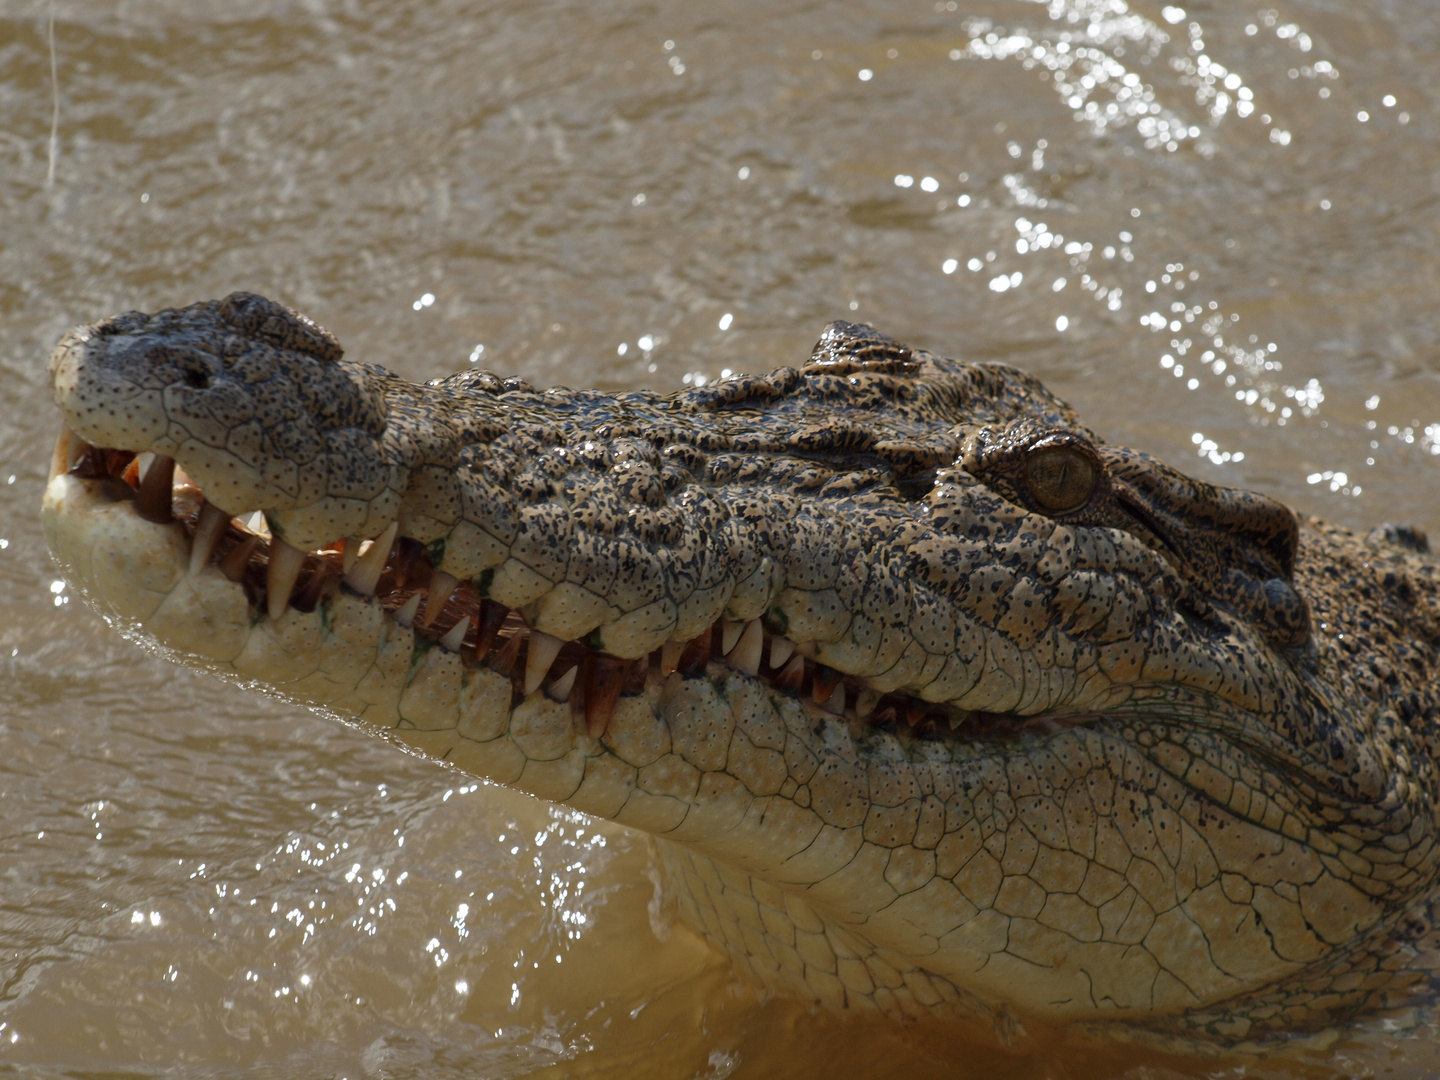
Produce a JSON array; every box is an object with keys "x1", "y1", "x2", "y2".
[{"x1": 43, "y1": 294, "x2": 1440, "y2": 1046}]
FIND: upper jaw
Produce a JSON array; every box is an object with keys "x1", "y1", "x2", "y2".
[{"x1": 44, "y1": 423, "x2": 1130, "y2": 753}]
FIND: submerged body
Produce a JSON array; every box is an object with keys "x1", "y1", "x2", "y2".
[{"x1": 42, "y1": 293, "x2": 1440, "y2": 1047}]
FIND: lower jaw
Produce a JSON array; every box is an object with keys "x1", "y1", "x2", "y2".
[{"x1": 45, "y1": 430, "x2": 1083, "y2": 747}]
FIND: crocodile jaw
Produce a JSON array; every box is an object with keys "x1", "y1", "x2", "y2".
[{"x1": 45, "y1": 450, "x2": 1392, "y2": 1034}]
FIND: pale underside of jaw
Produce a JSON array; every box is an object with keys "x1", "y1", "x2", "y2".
[{"x1": 44, "y1": 427, "x2": 1090, "y2": 745}]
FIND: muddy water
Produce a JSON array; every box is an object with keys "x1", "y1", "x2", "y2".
[{"x1": 1, "y1": 0, "x2": 1439, "y2": 1075}]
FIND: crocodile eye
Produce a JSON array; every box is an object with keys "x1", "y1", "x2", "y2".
[{"x1": 1024, "y1": 445, "x2": 1097, "y2": 513}]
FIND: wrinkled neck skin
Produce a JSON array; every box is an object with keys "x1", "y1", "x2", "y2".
[{"x1": 42, "y1": 294, "x2": 1440, "y2": 1050}]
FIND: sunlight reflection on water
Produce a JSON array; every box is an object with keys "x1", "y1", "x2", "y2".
[{"x1": 0, "y1": 0, "x2": 1438, "y2": 1074}]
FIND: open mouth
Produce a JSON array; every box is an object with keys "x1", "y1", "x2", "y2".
[{"x1": 52, "y1": 429, "x2": 1081, "y2": 745}]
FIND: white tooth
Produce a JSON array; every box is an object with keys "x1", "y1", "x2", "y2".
[
  {"x1": 439, "y1": 616, "x2": 470, "y2": 653},
  {"x1": 855, "y1": 687, "x2": 881, "y2": 719},
  {"x1": 525, "y1": 632, "x2": 563, "y2": 696},
  {"x1": 189, "y1": 501, "x2": 230, "y2": 576},
  {"x1": 136, "y1": 452, "x2": 155, "y2": 482},
  {"x1": 547, "y1": 665, "x2": 579, "y2": 703},
  {"x1": 821, "y1": 682, "x2": 846, "y2": 716},
  {"x1": 265, "y1": 537, "x2": 306, "y2": 621},
  {"x1": 238, "y1": 509, "x2": 273, "y2": 538},
  {"x1": 727, "y1": 619, "x2": 763, "y2": 676},
  {"x1": 394, "y1": 592, "x2": 422, "y2": 627},
  {"x1": 769, "y1": 636, "x2": 796, "y2": 669},
  {"x1": 720, "y1": 620, "x2": 742, "y2": 655},
  {"x1": 660, "y1": 639, "x2": 685, "y2": 676},
  {"x1": 343, "y1": 521, "x2": 398, "y2": 597},
  {"x1": 778, "y1": 654, "x2": 805, "y2": 687},
  {"x1": 423, "y1": 571, "x2": 458, "y2": 627},
  {"x1": 50, "y1": 425, "x2": 82, "y2": 479},
  {"x1": 342, "y1": 536, "x2": 361, "y2": 573}
]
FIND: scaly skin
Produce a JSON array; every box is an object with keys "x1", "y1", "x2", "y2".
[{"x1": 41, "y1": 293, "x2": 1440, "y2": 1046}]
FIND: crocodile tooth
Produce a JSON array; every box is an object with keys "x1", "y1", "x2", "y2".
[
  {"x1": 525, "y1": 632, "x2": 563, "y2": 696},
  {"x1": 769, "y1": 636, "x2": 796, "y2": 670},
  {"x1": 341, "y1": 536, "x2": 360, "y2": 573},
  {"x1": 624, "y1": 657, "x2": 648, "y2": 695},
  {"x1": 854, "y1": 687, "x2": 881, "y2": 719},
  {"x1": 719, "y1": 619, "x2": 743, "y2": 655},
  {"x1": 775, "y1": 654, "x2": 805, "y2": 691},
  {"x1": 265, "y1": 537, "x2": 306, "y2": 620},
  {"x1": 821, "y1": 682, "x2": 846, "y2": 716},
  {"x1": 343, "y1": 522, "x2": 398, "y2": 596},
  {"x1": 172, "y1": 462, "x2": 197, "y2": 491},
  {"x1": 394, "y1": 591, "x2": 422, "y2": 627},
  {"x1": 135, "y1": 454, "x2": 176, "y2": 524},
  {"x1": 242, "y1": 510, "x2": 269, "y2": 536},
  {"x1": 69, "y1": 443, "x2": 109, "y2": 479},
  {"x1": 583, "y1": 654, "x2": 627, "y2": 738},
  {"x1": 660, "y1": 639, "x2": 685, "y2": 676},
  {"x1": 474, "y1": 602, "x2": 508, "y2": 659},
  {"x1": 393, "y1": 537, "x2": 423, "y2": 589},
  {"x1": 423, "y1": 571, "x2": 458, "y2": 627},
  {"x1": 812, "y1": 666, "x2": 840, "y2": 705},
  {"x1": 294, "y1": 562, "x2": 337, "y2": 611},
  {"x1": 677, "y1": 627, "x2": 712, "y2": 675},
  {"x1": 547, "y1": 665, "x2": 578, "y2": 703},
  {"x1": 439, "y1": 616, "x2": 470, "y2": 653},
  {"x1": 105, "y1": 449, "x2": 136, "y2": 476},
  {"x1": 50, "y1": 425, "x2": 81, "y2": 480},
  {"x1": 219, "y1": 534, "x2": 259, "y2": 582},
  {"x1": 489, "y1": 631, "x2": 525, "y2": 677},
  {"x1": 189, "y1": 500, "x2": 229, "y2": 575},
  {"x1": 905, "y1": 701, "x2": 927, "y2": 728},
  {"x1": 727, "y1": 619, "x2": 763, "y2": 676}
]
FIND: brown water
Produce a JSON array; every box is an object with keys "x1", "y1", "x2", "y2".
[{"x1": 2, "y1": 0, "x2": 1439, "y2": 1075}]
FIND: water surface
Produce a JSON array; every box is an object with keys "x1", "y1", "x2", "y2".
[{"x1": 1, "y1": 0, "x2": 1438, "y2": 1075}]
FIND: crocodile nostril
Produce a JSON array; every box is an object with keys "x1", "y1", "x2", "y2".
[{"x1": 182, "y1": 367, "x2": 213, "y2": 389}]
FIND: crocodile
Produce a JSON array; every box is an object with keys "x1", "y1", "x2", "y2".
[{"x1": 41, "y1": 292, "x2": 1440, "y2": 1047}]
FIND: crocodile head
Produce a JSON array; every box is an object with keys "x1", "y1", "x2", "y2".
[{"x1": 42, "y1": 293, "x2": 1440, "y2": 1042}]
